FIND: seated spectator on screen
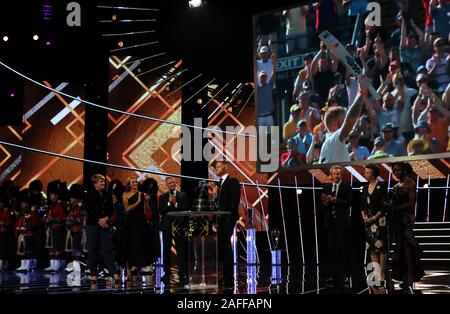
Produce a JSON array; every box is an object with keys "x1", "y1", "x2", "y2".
[
  {"x1": 375, "y1": 93, "x2": 399, "y2": 134},
  {"x1": 407, "y1": 137, "x2": 429, "y2": 155},
  {"x1": 369, "y1": 136, "x2": 391, "y2": 159},
  {"x1": 292, "y1": 119, "x2": 313, "y2": 155},
  {"x1": 283, "y1": 104, "x2": 301, "y2": 141},
  {"x1": 380, "y1": 123, "x2": 407, "y2": 157},
  {"x1": 347, "y1": 130, "x2": 371, "y2": 161},
  {"x1": 415, "y1": 70, "x2": 440, "y2": 91},
  {"x1": 414, "y1": 121, "x2": 442, "y2": 153},
  {"x1": 281, "y1": 138, "x2": 305, "y2": 168},
  {"x1": 388, "y1": 47, "x2": 416, "y2": 88},
  {"x1": 447, "y1": 125, "x2": 450, "y2": 151},
  {"x1": 426, "y1": 37, "x2": 450, "y2": 92}
]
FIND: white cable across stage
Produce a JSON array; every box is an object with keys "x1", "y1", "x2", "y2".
[
  {"x1": 0, "y1": 61, "x2": 256, "y2": 139},
  {"x1": 0, "y1": 140, "x2": 309, "y2": 190}
]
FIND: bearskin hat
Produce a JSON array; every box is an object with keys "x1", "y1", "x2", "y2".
[
  {"x1": 140, "y1": 177, "x2": 158, "y2": 195},
  {"x1": 29, "y1": 179, "x2": 43, "y2": 194},
  {"x1": 18, "y1": 189, "x2": 30, "y2": 204},
  {"x1": 108, "y1": 179, "x2": 125, "y2": 200},
  {"x1": 69, "y1": 184, "x2": 84, "y2": 200},
  {"x1": 47, "y1": 180, "x2": 68, "y2": 200}
]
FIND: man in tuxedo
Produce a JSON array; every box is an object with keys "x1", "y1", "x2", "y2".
[
  {"x1": 214, "y1": 160, "x2": 241, "y2": 288},
  {"x1": 320, "y1": 165, "x2": 353, "y2": 287},
  {"x1": 159, "y1": 177, "x2": 189, "y2": 285}
]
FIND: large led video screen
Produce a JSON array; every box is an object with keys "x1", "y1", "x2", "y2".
[
  {"x1": 254, "y1": 2, "x2": 450, "y2": 169},
  {"x1": 0, "y1": 80, "x2": 85, "y2": 189},
  {"x1": 106, "y1": 56, "x2": 182, "y2": 192}
]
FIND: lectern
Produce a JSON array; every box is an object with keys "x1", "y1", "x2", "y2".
[{"x1": 167, "y1": 210, "x2": 230, "y2": 290}]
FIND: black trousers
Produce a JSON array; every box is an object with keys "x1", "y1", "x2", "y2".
[
  {"x1": 218, "y1": 222, "x2": 234, "y2": 281},
  {"x1": 0, "y1": 231, "x2": 8, "y2": 259},
  {"x1": 86, "y1": 225, "x2": 116, "y2": 276},
  {"x1": 71, "y1": 231, "x2": 82, "y2": 260},
  {"x1": 326, "y1": 222, "x2": 352, "y2": 280},
  {"x1": 50, "y1": 227, "x2": 65, "y2": 258},
  {"x1": 162, "y1": 229, "x2": 188, "y2": 278}
]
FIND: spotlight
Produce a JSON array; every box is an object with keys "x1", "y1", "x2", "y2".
[
  {"x1": 9, "y1": 93, "x2": 15, "y2": 97},
  {"x1": 189, "y1": 0, "x2": 203, "y2": 8},
  {"x1": 2, "y1": 36, "x2": 8, "y2": 42},
  {"x1": 112, "y1": 14, "x2": 117, "y2": 21},
  {"x1": 117, "y1": 41, "x2": 124, "y2": 47},
  {"x1": 227, "y1": 106, "x2": 233, "y2": 112},
  {"x1": 45, "y1": 40, "x2": 51, "y2": 46},
  {"x1": 196, "y1": 98, "x2": 203, "y2": 105},
  {"x1": 33, "y1": 34, "x2": 39, "y2": 41},
  {"x1": 423, "y1": 184, "x2": 429, "y2": 188},
  {"x1": 359, "y1": 186, "x2": 364, "y2": 192},
  {"x1": 165, "y1": 84, "x2": 171, "y2": 91},
  {"x1": 296, "y1": 188, "x2": 303, "y2": 195}
]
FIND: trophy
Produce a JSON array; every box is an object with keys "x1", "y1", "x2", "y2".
[
  {"x1": 271, "y1": 228, "x2": 281, "y2": 250},
  {"x1": 192, "y1": 181, "x2": 214, "y2": 212},
  {"x1": 271, "y1": 228, "x2": 281, "y2": 266}
]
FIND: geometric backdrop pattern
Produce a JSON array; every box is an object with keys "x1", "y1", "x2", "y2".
[
  {"x1": 206, "y1": 82, "x2": 268, "y2": 231},
  {"x1": 106, "y1": 56, "x2": 182, "y2": 192},
  {"x1": 0, "y1": 81, "x2": 85, "y2": 190}
]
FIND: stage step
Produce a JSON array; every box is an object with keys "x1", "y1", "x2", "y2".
[
  {"x1": 390, "y1": 222, "x2": 450, "y2": 267},
  {"x1": 414, "y1": 222, "x2": 450, "y2": 267}
]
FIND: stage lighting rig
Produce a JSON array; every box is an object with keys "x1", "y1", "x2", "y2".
[{"x1": 189, "y1": 0, "x2": 204, "y2": 9}]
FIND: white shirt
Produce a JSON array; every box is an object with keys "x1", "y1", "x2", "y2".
[
  {"x1": 319, "y1": 129, "x2": 351, "y2": 164},
  {"x1": 332, "y1": 181, "x2": 341, "y2": 196},
  {"x1": 221, "y1": 174, "x2": 229, "y2": 183},
  {"x1": 167, "y1": 189, "x2": 178, "y2": 208},
  {"x1": 257, "y1": 59, "x2": 273, "y2": 87}
]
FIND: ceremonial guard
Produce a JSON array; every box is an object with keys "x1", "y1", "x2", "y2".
[
  {"x1": 0, "y1": 193, "x2": 13, "y2": 271},
  {"x1": 44, "y1": 180, "x2": 68, "y2": 272},
  {"x1": 28, "y1": 180, "x2": 47, "y2": 270},
  {"x1": 15, "y1": 189, "x2": 39, "y2": 272},
  {"x1": 65, "y1": 184, "x2": 86, "y2": 273}
]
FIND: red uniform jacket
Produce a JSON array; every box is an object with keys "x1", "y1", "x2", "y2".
[
  {"x1": 46, "y1": 203, "x2": 66, "y2": 229},
  {"x1": 16, "y1": 211, "x2": 39, "y2": 237},
  {"x1": 0, "y1": 210, "x2": 13, "y2": 233},
  {"x1": 66, "y1": 205, "x2": 85, "y2": 233}
]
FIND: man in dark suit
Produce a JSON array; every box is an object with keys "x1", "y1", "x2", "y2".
[
  {"x1": 320, "y1": 165, "x2": 353, "y2": 287},
  {"x1": 214, "y1": 160, "x2": 241, "y2": 288},
  {"x1": 159, "y1": 177, "x2": 189, "y2": 285}
]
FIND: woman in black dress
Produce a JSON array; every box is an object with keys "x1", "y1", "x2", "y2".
[
  {"x1": 361, "y1": 165, "x2": 388, "y2": 293},
  {"x1": 390, "y1": 162, "x2": 424, "y2": 294},
  {"x1": 121, "y1": 176, "x2": 152, "y2": 280}
]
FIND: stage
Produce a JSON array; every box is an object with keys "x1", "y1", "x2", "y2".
[{"x1": 1, "y1": 265, "x2": 449, "y2": 294}]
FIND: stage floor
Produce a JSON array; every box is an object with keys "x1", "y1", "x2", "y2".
[{"x1": 1, "y1": 265, "x2": 449, "y2": 294}]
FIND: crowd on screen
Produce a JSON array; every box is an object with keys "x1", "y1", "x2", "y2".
[{"x1": 256, "y1": 0, "x2": 450, "y2": 167}]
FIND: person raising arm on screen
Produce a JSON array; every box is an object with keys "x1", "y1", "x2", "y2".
[{"x1": 319, "y1": 76, "x2": 369, "y2": 164}]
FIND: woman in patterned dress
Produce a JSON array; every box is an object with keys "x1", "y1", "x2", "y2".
[{"x1": 361, "y1": 164, "x2": 388, "y2": 293}]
